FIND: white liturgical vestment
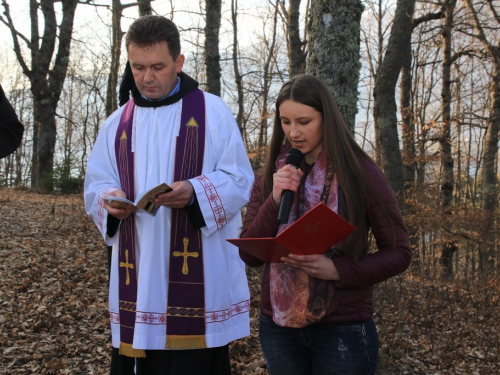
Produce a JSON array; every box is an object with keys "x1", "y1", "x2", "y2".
[{"x1": 84, "y1": 90, "x2": 254, "y2": 350}]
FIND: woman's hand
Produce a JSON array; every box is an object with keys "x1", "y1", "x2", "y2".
[
  {"x1": 281, "y1": 253, "x2": 340, "y2": 281},
  {"x1": 272, "y1": 164, "x2": 304, "y2": 205}
]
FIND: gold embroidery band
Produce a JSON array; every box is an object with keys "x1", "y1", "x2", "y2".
[
  {"x1": 119, "y1": 342, "x2": 146, "y2": 358},
  {"x1": 165, "y1": 335, "x2": 207, "y2": 349}
]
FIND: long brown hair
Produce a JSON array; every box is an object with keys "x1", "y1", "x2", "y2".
[{"x1": 261, "y1": 74, "x2": 396, "y2": 260}]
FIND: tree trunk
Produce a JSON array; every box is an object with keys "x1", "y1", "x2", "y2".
[
  {"x1": 105, "y1": 0, "x2": 123, "y2": 117},
  {"x1": 373, "y1": 0, "x2": 415, "y2": 195},
  {"x1": 439, "y1": 0, "x2": 457, "y2": 276},
  {"x1": 306, "y1": 0, "x2": 363, "y2": 134},
  {"x1": 481, "y1": 64, "x2": 500, "y2": 213},
  {"x1": 205, "y1": 0, "x2": 222, "y2": 96},
  {"x1": 440, "y1": 0, "x2": 456, "y2": 210},
  {"x1": 463, "y1": 0, "x2": 500, "y2": 271},
  {"x1": 2, "y1": 0, "x2": 81, "y2": 190},
  {"x1": 231, "y1": 0, "x2": 245, "y2": 136},
  {"x1": 258, "y1": 3, "x2": 279, "y2": 149},
  {"x1": 400, "y1": 42, "x2": 416, "y2": 191},
  {"x1": 36, "y1": 97, "x2": 58, "y2": 191},
  {"x1": 280, "y1": 0, "x2": 305, "y2": 76},
  {"x1": 137, "y1": 0, "x2": 152, "y2": 15},
  {"x1": 117, "y1": 1, "x2": 152, "y2": 107}
]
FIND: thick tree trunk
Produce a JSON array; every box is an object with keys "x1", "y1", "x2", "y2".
[
  {"x1": 306, "y1": 0, "x2": 363, "y2": 133},
  {"x1": 35, "y1": 98, "x2": 58, "y2": 191},
  {"x1": 373, "y1": 0, "x2": 415, "y2": 195},
  {"x1": 205, "y1": 0, "x2": 222, "y2": 96}
]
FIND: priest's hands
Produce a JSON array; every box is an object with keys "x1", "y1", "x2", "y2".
[
  {"x1": 154, "y1": 180, "x2": 194, "y2": 208},
  {"x1": 281, "y1": 254, "x2": 340, "y2": 281},
  {"x1": 104, "y1": 190, "x2": 135, "y2": 220}
]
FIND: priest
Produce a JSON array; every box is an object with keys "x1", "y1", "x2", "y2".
[{"x1": 84, "y1": 15, "x2": 254, "y2": 375}]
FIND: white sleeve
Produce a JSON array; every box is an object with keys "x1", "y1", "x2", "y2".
[
  {"x1": 189, "y1": 95, "x2": 254, "y2": 237},
  {"x1": 83, "y1": 113, "x2": 123, "y2": 245}
]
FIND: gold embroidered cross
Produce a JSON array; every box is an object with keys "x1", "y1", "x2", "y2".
[
  {"x1": 173, "y1": 237, "x2": 199, "y2": 275},
  {"x1": 120, "y1": 249, "x2": 134, "y2": 285},
  {"x1": 303, "y1": 222, "x2": 320, "y2": 236}
]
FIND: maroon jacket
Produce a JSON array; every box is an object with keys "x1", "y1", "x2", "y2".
[{"x1": 240, "y1": 159, "x2": 411, "y2": 323}]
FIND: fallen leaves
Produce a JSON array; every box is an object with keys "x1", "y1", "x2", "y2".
[{"x1": 0, "y1": 187, "x2": 499, "y2": 374}]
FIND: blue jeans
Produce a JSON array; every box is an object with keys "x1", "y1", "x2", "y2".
[{"x1": 259, "y1": 314, "x2": 379, "y2": 375}]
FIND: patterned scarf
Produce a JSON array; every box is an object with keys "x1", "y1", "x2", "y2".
[{"x1": 270, "y1": 143, "x2": 339, "y2": 328}]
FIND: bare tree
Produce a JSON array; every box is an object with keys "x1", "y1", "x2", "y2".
[
  {"x1": 402, "y1": 3, "x2": 445, "y2": 192},
  {"x1": 464, "y1": 0, "x2": 500, "y2": 213},
  {"x1": 0, "y1": 0, "x2": 80, "y2": 191},
  {"x1": 372, "y1": 0, "x2": 415, "y2": 195},
  {"x1": 279, "y1": 0, "x2": 305, "y2": 76},
  {"x1": 205, "y1": 0, "x2": 222, "y2": 96},
  {"x1": 439, "y1": 0, "x2": 458, "y2": 275},
  {"x1": 400, "y1": 43, "x2": 416, "y2": 191},
  {"x1": 105, "y1": 0, "x2": 138, "y2": 117},
  {"x1": 117, "y1": 0, "x2": 153, "y2": 107},
  {"x1": 231, "y1": 0, "x2": 245, "y2": 136},
  {"x1": 463, "y1": 0, "x2": 500, "y2": 272},
  {"x1": 258, "y1": 1, "x2": 280, "y2": 149}
]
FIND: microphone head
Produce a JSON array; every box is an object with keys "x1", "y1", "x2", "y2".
[{"x1": 285, "y1": 148, "x2": 303, "y2": 168}]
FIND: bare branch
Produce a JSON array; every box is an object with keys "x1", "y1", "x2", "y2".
[
  {"x1": 0, "y1": 0, "x2": 31, "y2": 77},
  {"x1": 463, "y1": 0, "x2": 500, "y2": 59},
  {"x1": 412, "y1": 11, "x2": 444, "y2": 30}
]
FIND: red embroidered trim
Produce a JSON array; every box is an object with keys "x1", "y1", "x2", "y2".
[
  {"x1": 98, "y1": 186, "x2": 120, "y2": 234},
  {"x1": 110, "y1": 312, "x2": 120, "y2": 324},
  {"x1": 131, "y1": 299, "x2": 250, "y2": 326},
  {"x1": 206, "y1": 300, "x2": 250, "y2": 323},
  {"x1": 135, "y1": 312, "x2": 167, "y2": 325},
  {"x1": 194, "y1": 175, "x2": 227, "y2": 229}
]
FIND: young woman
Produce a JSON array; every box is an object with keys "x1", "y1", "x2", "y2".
[{"x1": 239, "y1": 74, "x2": 411, "y2": 375}]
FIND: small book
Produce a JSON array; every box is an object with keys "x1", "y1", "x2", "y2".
[
  {"x1": 227, "y1": 202, "x2": 357, "y2": 263},
  {"x1": 104, "y1": 183, "x2": 173, "y2": 217}
]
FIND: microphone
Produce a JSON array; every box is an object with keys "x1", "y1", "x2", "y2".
[{"x1": 277, "y1": 148, "x2": 303, "y2": 223}]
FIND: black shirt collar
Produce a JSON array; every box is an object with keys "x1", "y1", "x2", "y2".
[{"x1": 131, "y1": 72, "x2": 199, "y2": 108}]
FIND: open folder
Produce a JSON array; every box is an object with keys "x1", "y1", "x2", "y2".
[{"x1": 227, "y1": 202, "x2": 357, "y2": 263}]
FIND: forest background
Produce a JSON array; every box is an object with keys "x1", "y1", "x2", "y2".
[{"x1": 0, "y1": 0, "x2": 499, "y2": 374}]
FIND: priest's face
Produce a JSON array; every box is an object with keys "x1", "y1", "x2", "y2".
[{"x1": 128, "y1": 41, "x2": 185, "y2": 100}]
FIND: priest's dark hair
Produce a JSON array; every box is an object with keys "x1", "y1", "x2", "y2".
[
  {"x1": 125, "y1": 15, "x2": 181, "y2": 60},
  {"x1": 260, "y1": 74, "x2": 403, "y2": 261}
]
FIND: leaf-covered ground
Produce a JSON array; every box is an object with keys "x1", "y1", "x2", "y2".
[{"x1": 0, "y1": 187, "x2": 499, "y2": 374}]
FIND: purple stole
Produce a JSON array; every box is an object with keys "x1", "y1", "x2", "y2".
[{"x1": 115, "y1": 89, "x2": 206, "y2": 357}]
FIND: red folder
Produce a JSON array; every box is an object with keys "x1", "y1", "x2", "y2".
[{"x1": 227, "y1": 202, "x2": 357, "y2": 263}]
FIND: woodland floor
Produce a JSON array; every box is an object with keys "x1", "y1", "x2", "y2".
[{"x1": 0, "y1": 187, "x2": 499, "y2": 374}]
